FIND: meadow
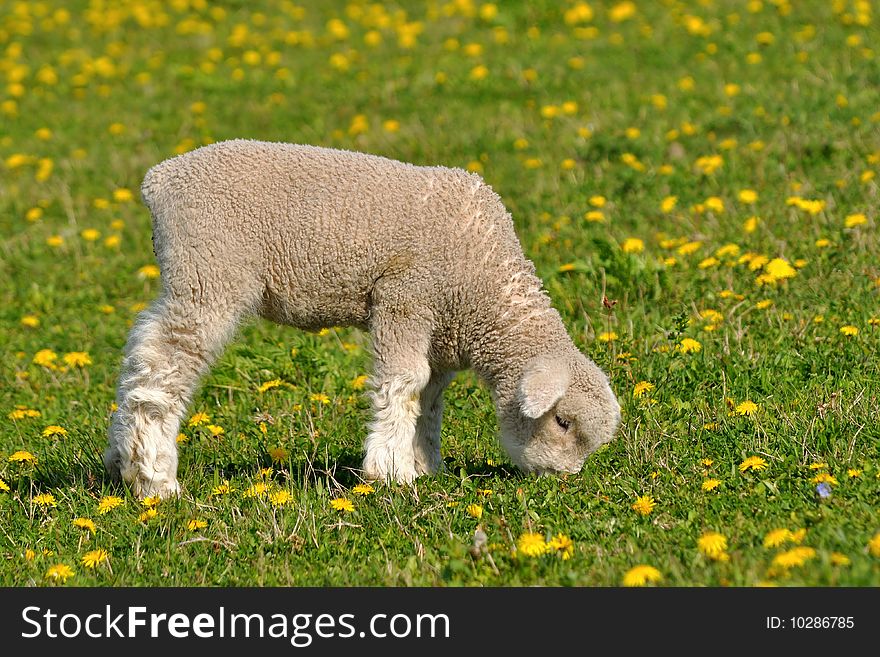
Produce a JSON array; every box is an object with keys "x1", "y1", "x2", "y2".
[{"x1": 1, "y1": 0, "x2": 878, "y2": 587}]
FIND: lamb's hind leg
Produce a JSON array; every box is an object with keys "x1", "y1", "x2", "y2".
[
  {"x1": 413, "y1": 371, "x2": 454, "y2": 476},
  {"x1": 105, "y1": 295, "x2": 245, "y2": 498}
]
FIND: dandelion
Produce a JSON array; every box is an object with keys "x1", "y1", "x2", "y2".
[
  {"x1": 738, "y1": 189, "x2": 758, "y2": 203},
  {"x1": 137, "y1": 265, "x2": 161, "y2": 279},
  {"x1": 844, "y1": 213, "x2": 867, "y2": 228},
  {"x1": 772, "y1": 547, "x2": 816, "y2": 569},
  {"x1": 205, "y1": 424, "x2": 224, "y2": 437},
  {"x1": 735, "y1": 400, "x2": 758, "y2": 416},
  {"x1": 330, "y1": 497, "x2": 354, "y2": 512},
  {"x1": 188, "y1": 412, "x2": 210, "y2": 427},
  {"x1": 244, "y1": 483, "x2": 269, "y2": 498},
  {"x1": 351, "y1": 374, "x2": 369, "y2": 390},
  {"x1": 701, "y1": 479, "x2": 721, "y2": 492},
  {"x1": 42, "y1": 425, "x2": 68, "y2": 438},
  {"x1": 97, "y1": 496, "x2": 124, "y2": 514},
  {"x1": 597, "y1": 331, "x2": 618, "y2": 342},
  {"x1": 310, "y1": 393, "x2": 330, "y2": 405},
  {"x1": 839, "y1": 325, "x2": 858, "y2": 337},
  {"x1": 763, "y1": 529, "x2": 792, "y2": 548},
  {"x1": 698, "y1": 532, "x2": 729, "y2": 560},
  {"x1": 622, "y1": 564, "x2": 662, "y2": 586},
  {"x1": 63, "y1": 352, "x2": 92, "y2": 367},
  {"x1": 34, "y1": 493, "x2": 57, "y2": 507},
  {"x1": 138, "y1": 508, "x2": 158, "y2": 523},
  {"x1": 142, "y1": 495, "x2": 161, "y2": 508},
  {"x1": 830, "y1": 552, "x2": 851, "y2": 566},
  {"x1": 211, "y1": 481, "x2": 234, "y2": 496},
  {"x1": 258, "y1": 379, "x2": 283, "y2": 392},
  {"x1": 633, "y1": 381, "x2": 655, "y2": 398},
  {"x1": 621, "y1": 238, "x2": 644, "y2": 254},
  {"x1": 8, "y1": 450, "x2": 37, "y2": 464},
  {"x1": 678, "y1": 338, "x2": 702, "y2": 354},
  {"x1": 269, "y1": 490, "x2": 292, "y2": 506},
  {"x1": 73, "y1": 518, "x2": 96, "y2": 533},
  {"x1": 45, "y1": 564, "x2": 75, "y2": 583},
  {"x1": 548, "y1": 534, "x2": 574, "y2": 559},
  {"x1": 632, "y1": 495, "x2": 656, "y2": 515},
  {"x1": 847, "y1": 469, "x2": 862, "y2": 478},
  {"x1": 466, "y1": 504, "x2": 483, "y2": 519},
  {"x1": 810, "y1": 473, "x2": 838, "y2": 486},
  {"x1": 187, "y1": 519, "x2": 208, "y2": 531},
  {"x1": 517, "y1": 532, "x2": 548, "y2": 557},
  {"x1": 352, "y1": 484, "x2": 374, "y2": 496},
  {"x1": 9, "y1": 408, "x2": 41, "y2": 420},
  {"x1": 0, "y1": 478, "x2": 9, "y2": 492},
  {"x1": 739, "y1": 455, "x2": 767, "y2": 472},
  {"x1": 81, "y1": 549, "x2": 109, "y2": 568},
  {"x1": 764, "y1": 258, "x2": 797, "y2": 281},
  {"x1": 868, "y1": 533, "x2": 880, "y2": 557},
  {"x1": 21, "y1": 314, "x2": 40, "y2": 327}
]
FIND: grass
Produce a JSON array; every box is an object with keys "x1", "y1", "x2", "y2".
[{"x1": 1, "y1": 0, "x2": 879, "y2": 587}]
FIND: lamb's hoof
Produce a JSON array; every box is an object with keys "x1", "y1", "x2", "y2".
[
  {"x1": 362, "y1": 454, "x2": 418, "y2": 485},
  {"x1": 132, "y1": 475, "x2": 181, "y2": 500}
]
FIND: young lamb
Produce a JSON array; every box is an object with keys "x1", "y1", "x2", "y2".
[{"x1": 105, "y1": 139, "x2": 621, "y2": 498}]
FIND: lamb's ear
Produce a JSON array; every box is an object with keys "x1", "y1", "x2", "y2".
[{"x1": 517, "y1": 355, "x2": 571, "y2": 419}]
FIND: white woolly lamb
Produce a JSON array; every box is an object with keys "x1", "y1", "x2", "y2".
[{"x1": 105, "y1": 140, "x2": 621, "y2": 498}]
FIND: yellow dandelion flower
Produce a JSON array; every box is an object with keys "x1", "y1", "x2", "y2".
[
  {"x1": 844, "y1": 213, "x2": 867, "y2": 228},
  {"x1": 622, "y1": 564, "x2": 662, "y2": 587},
  {"x1": 81, "y1": 549, "x2": 109, "y2": 568},
  {"x1": 661, "y1": 196, "x2": 678, "y2": 212},
  {"x1": 597, "y1": 331, "x2": 618, "y2": 342},
  {"x1": 45, "y1": 564, "x2": 75, "y2": 583},
  {"x1": 701, "y1": 478, "x2": 721, "y2": 492},
  {"x1": 0, "y1": 478, "x2": 9, "y2": 492},
  {"x1": 8, "y1": 450, "x2": 37, "y2": 464},
  {"x1": 211, "y1": 481, "x2": 234, "y2": 496},
  {"x1": 739, "y1": 455, "x2": 767, "y2": 473},
  {"x1": 205, "y1": 424, "x2": 225, "y2": 436},
  {"x1": 269, "y1": 490, "x2": 292, "y2": 506},
  {"x1": 621, "y1": 237, "x2": 644, "y2": 254},
  {"x1": 772, "y1": 546, "x2": 816, "y2": 569},
  {"x1": 188, "y1": 412, "x2": 211, "y2": 427},
  {"x1": 330, "y1": 497, "x2": 354, "y2": 512},
  {"x1": 73, "y1": 518, "x2": 96, "y2": 532},
  {"x1": 698, "y1": 532, "x2": 728, "y2": 560},
  {"x1": 97, "y1": 496, "x2": 124, "y2": 514},
  {"x1": 764, "y1": 258, "x2": 797, "y2": 281},
  {"x1": 244, "y1": 483, "x2": 269, "y2": 498},
  {"x1": 34, "y1": 493, "x2": 57, "y2": 507},
  {"x1": 847, "y1": 469, "x2": 862, "y2": 478},
  {"x1": 466, "y1": 504, "x2": 483, "y2": 519},
  {"x1": 810, "y1": 473, "x2": 838, "y2": 486},
  {"x1": 310, "y1": 393, "x2": 330, "y2": 404},
  {"x1": 735, "y1": 400, "x2": 758, "y2": 416},
  {"x1": 830, "y1": 552, "x2": 851, "y2": 566},
  {"x1": 678, "y1": 338, "x2": 702, "y2": 354},
  {"x1": 867, "y1": 533, "x2": 880, "y2": 557},
  {"x1": 138, "y1": 508, "x2": 158, "y2": 523},
  {"x1": 839, "y1": 325, "x2": 858, "y2": 337},
  {"x1": 9, "y1": 409, "x2": 42, "y2": 420},
  {"x1": 21, "y1": 314, "x2": 40, "y2": 327},
  {"x1": 141, "y1": 495, "x2": 161, "y2": 508},
  {"x1": 42, "y1": 425, "x2": 68, "y2": 438},
  {"x1": 632, "y1": 495, "x2": 656, "y2": 515},
  {"x1": 63, "y1": 352, "x2": 92, "y2": 367},
  {"x1": 517, "y1": 532, "x2": 548, "y2": 557},
  {"x1": 633, "y1": 381, "x2": 655, "y2": 398},
  {"x1": 738, "y1": 189, "x2": 758, "y2": 203},
  {"x1": 763, "y1": 529, "x2": 792, "y2": 549},
  {"x1": 352, "y1": 484, "x2": 374, "y2": 496},
  {"x1": 677, "y1": 241, "x2": 702, "y2": 256},
  {"x1": 137, "y1": 264, "x2": 161, "y2": 279},
  {"x1": 351, "y1": 374, "x2": 369, "y2": 390},
  {"x1": 548, "y1": 533, "x2": 574, "y2": 560}
]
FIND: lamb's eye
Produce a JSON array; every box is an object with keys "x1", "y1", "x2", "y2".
[{"x1": 555, "y1": 415, "x2": 570, "y2": 431}]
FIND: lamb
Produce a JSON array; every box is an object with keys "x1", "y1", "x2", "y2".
[{"x1": 105, "y1": 139, "x2": 621, "y2": 498}]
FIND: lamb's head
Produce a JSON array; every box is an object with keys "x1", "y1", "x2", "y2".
[{"x1": 498, "y1": 350, "x2": 621, "y2": 475}]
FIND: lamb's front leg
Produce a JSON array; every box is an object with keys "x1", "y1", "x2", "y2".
[
  {"x1": 413, "y1": 371, "x2": 454, "y2": 476},
  {"x1": 362, "y1": 313, "x2": 432, "y2": 484}
]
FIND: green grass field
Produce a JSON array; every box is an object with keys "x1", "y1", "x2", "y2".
[{"x1": 1, "y1": 0, "x2": 879, "y2": 587}]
